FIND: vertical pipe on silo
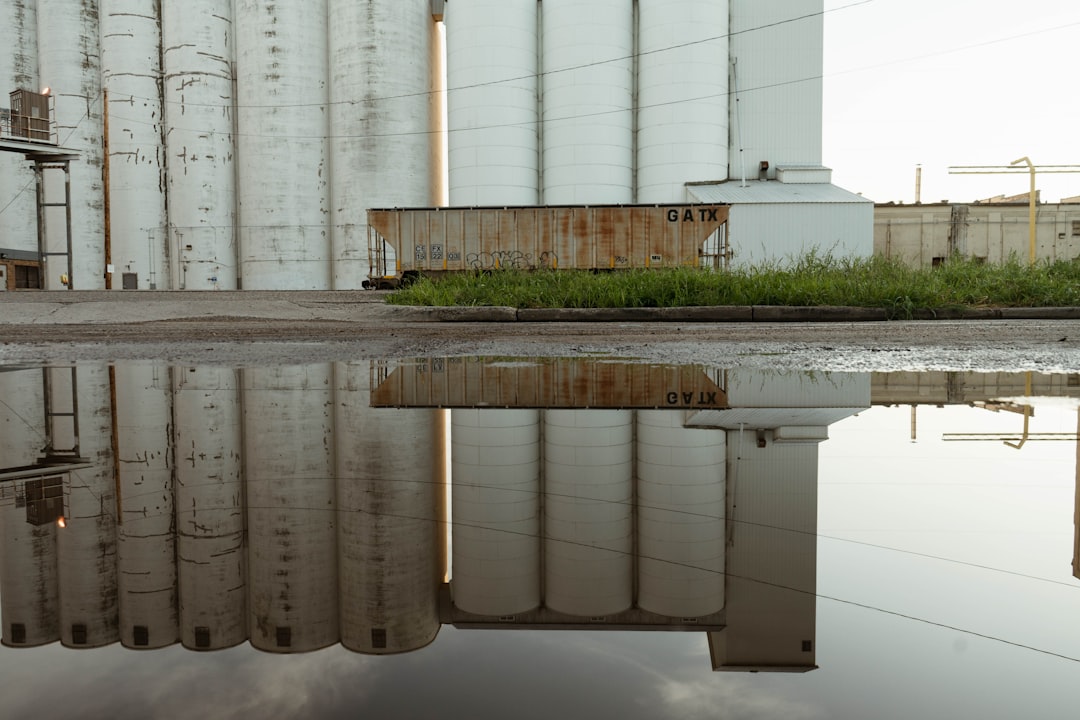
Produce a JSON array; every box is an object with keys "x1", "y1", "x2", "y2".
[
  {"x1": 446, "y1": 0, "x2": 539, "y2": 206},
  {"x1": 244, "y1": 365, "x2": 337, "y2": 652},
  {"x1": 234, "y1": 0, "x2": 330, "y2": 290},
  {"x1": 161, "y1": 2, "x2": 237, "y2": 290},
  {"x1": 100, "y1": 1, "x2": 167, "y2": 289},
  {"x1": 174, "y1": 366, "x2": 246, "y2": 650},
  {"x1": 114, "y1": 363, "x2": 177, "y2": 649},
  {"x1": 544, "y1": 410, "x2": 633, "y2": 616},
  {"x1": 636, "y1": 410, "x2": 725, "y2": 617},
  {"x1": 451, "y1": 409, "x2": 541, "y2": 616},
  {"x1": 541, "y1": 0, "x2": 634, "y2": 204},
  {"x1": 637, "y1": 0, "x2": 729, "y2": 203},
  {"x1": 335, "y1": 363, "x2": 442, "y2": 654},
  {"x1": 54, "y1": 365, "x2": 119, "y2": 647},
  {"x1": 329, "y1": 0, "x2": 436, "y2": 288},
  {"x1": 0, "y1": 0, "x2": 39, "y2": 257},
  {"x1": 36, "y1": 0, "x2": 105, "y2": 289},
  {"x1": 0, "y1": 369, "x2": 58, "y2": 647}
]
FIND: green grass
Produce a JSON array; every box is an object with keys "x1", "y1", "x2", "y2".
[{"x1": 386, "y1": 253, "x2": 1080, "y2": 317}]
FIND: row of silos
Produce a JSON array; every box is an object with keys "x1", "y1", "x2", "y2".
[
  {"x1": 446, "y1": 0, "x2": 730, "y2": 207},
  {"x1": 449, "y1": 409, "x2": 726, "y2": 619}
]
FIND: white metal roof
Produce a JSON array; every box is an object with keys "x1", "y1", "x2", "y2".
[{"x1": 687, "y1": 181, "x2": 871, "y2": 205}]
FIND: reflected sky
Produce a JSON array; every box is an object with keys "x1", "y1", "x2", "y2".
[{"x1": 1, "y1": 361, "x2": 1078, "y2": 719}]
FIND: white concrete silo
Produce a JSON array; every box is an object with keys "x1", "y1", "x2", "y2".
[
  {"x1": 0, "y1": 0, "x2": 38, "y2": 257},
  {"x1": 235, "y1": 0, "x2": 331, "y2": 290},
  {"x1": 36, "y1": 0, "x2": 105, "y2": 289},
  {"x1": 114, "y1": 363, "x2": 177, "y2": 649},
  {"x1": 55, "y1": 365, "x2": 119, "y2": 647},
  {"x1": 0, "y1": 370, "x2": 58, "y2": 648},
  {"x1": 161, "y1": 2, "x2": 237, "y2": 290},
  {"x1": 544, "y1": 410, "x2": 633, "y2": 616},
  {"x1": 637, "y1": 0, "x2": 729, "y2": 202},
  {"x1": 335, "y1": 364, "x2": 443, "y2": 654},
  {"x1": 452, "y1": 409, "x2": 541, "y2": 616},
  {"x1": 328, "y1": 0, "x2": 438, "y2": 288},
  {"x1": 173, "y1": 366, "x2": 247, "y2": 651},
  {"x1": 541, "y1": 0, "x2": 634, "y2": 204},
  {"x1": 100, "y1": 1, "x2": 167, "y2": 289},
  {"x1": 244, "y1": 365, "x2": 338, "y2": 652},
  {"x1": 636, "y1": 410, "x2": 725, "y2": 617},
  {"x1": 446, "y1": 0, "x2": 540, "y2": 206}
]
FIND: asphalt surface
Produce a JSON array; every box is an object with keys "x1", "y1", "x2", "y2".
[{"x1": 2, "y1": 290, "x2": 1080, "y2": 372}]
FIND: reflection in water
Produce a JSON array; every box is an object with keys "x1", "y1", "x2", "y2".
[{"x1": 3, "y1": 361, "x2": 1080, "y2": 680}]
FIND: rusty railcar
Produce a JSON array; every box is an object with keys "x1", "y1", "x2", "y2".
[{"x1": 365, "y1": 204, "x2": 729, "y2": 288}]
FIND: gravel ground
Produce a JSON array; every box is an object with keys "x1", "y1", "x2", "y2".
[{"x1": 2, "y1": 291, "x2": 1080, "y2": 372}]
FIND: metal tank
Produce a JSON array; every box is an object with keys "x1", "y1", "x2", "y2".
[
  {"x1": 541, "y1": 0, "x2": 634, "y2": 204},
  {"x1": 446, "y1": 0, "x2": 539, "y2": 206},
  {"x1": 636, "y1": 410, "x2": 725, "y2": 617},
  {"x1": 36, "y1": 0, "x2": 105, "y2": 289},
  {"x1": 451, "y1": 409, "x2": 541, "y2": 616},
  {"x1": 54, "y1": 365, "x2": 119, "y2": 647},
  {"x1": 235, "y1": 0, "x2": 330, "y2": 290},
  {"x1": 637, "y1": 0, "x2": 729, "y2": 202},
  {"x1": 100, "y1": 1, "x2": 167, "y2": 289},
  {"x1": 244, "y1": 365, "x2": 338, "y2": 652},
  {"x1": 173, "y1": 366, "x2": 246, "y2": 651},
  {"x1": 544, "y1": 410, "x2": 633, "y2": 616},
  {"x1": 161, "y1": 2, "x2": 237, "y2": 290},
  {"x1": 328, "y1": 0, "x2": 437, "y2": 288},
  {"x1": 0, "y1": 369, "x2": 58, "y2": 648},
  {"x1": 114, "y1": 363, "x2": 177, "y2": 649},
  {"x1": 0, "y1": 0, "x2": 38, "y2": 257},
  {"x1": 334, "y1": 363, "x2": 443, "y2": 654},
  {"x1": 728, "y1": 0, "x2": 823, "y2": 179}
]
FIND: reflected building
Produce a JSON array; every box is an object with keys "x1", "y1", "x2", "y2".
[{"x1": 1, "y1": 359, "x2": 875, "y2": 671}]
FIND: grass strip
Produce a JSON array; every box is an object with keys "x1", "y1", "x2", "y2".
[{"x1": 386, "y1": 254, "x2": 1080, "y2": 318}]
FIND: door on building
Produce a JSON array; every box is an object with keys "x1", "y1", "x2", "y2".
[{"x1": 0, "y1": 265, "x2": 7, "y2": 291}]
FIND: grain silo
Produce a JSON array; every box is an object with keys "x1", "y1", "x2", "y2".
[
  {"x1": 100, "y1": 2, "x2": 167, "y2": 289},
  {"x1": 335, "y1": 363, "x2": 443, "y2": 654},
  {"x1": 636, "y1": 410, "x2": 725, "y2": 618},
  {"x1": 234, "y1": 0, "x2": 331, "y2": 289},
  {"x1": 173, "y1": 366, "x2": 247, "y2": 651},
  {"x1": 244, "y1": 365, "x2": 338, "y2": 652},
  {"x1": 451, "y1": 409, "x2": 541, "y2": 616},
  {"x1": 36, "y1": 0, "x2": 104, "y2": 289},
  {"x1": 329, "y1": 0, "x2": 439, "y2": 288},
  {"x1": 114, "y1": 364, "x2": 177, "y2": 649},
  {"x1": 161, "y1": 3, "x2": 238, "y2": 290},
  {"x1": 0, "y1": 0, "x2": 38, "y2": 260},
  {"x1": 543, "y1": 410, "x2": 634, "y2": 616}
]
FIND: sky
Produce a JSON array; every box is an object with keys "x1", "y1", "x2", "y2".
[{"x1": 822, "y1": 0, "x2": 1080, "y2": 204}]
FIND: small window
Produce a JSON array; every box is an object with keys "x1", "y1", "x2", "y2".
[
  {"x1": 71, "y1": 624, "x2": 88, "y2": 645},
  {"x1": 802, "y1": 640, "x2": 813, "y2": 652},
  {"x1": 194, "y1": 626, "x2": 211, "y2": 648},
  {"x1": 10, "y1": 623, "x2": 26, "y2": 644},
  {"x1": 275, "y1": 626, "x2": 291, "y2": 648},
  {"x1": 14, "y1": 265, "x2": 40, "y2": 289},
  {"x1": 371, "y1": 628, "x2": 387, "y2": 649},
  {"x1": 1072, "y1": 220, "x2": 1080, "y2": 237},
  {"x1": 133, "y1": 625, "x2": 149, "y2": 646},
  {"x1": 931, "y1": 256, "x2": 946, "y2": 268}
]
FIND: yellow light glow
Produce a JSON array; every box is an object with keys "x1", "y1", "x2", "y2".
[
  {"x1": 41, "y1": 87, "x2": 50, "y2": 96},
  {"x1": 56, "y1": 516, "x2": 66, "y2": 528}
]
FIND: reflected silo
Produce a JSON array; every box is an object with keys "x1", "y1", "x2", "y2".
[
  {"x1": 329, "y1": 0, "x2": 438, "y2": 288},
  {"x1": 36, "y1": 1, "x2": 104, "y2": 289},
  {"x1": 101, "y1": 2, "x2": 167, "y2": 289},
  {"x1": 114, "y1": 364, "x2": 177, "y2": 649},
  {"x1": 636, "y1": 410, "x2": 725, "y2": 617},
  {"x1": 235, "y1": 0, "x2": 331, "y2": 290},
  {"x1": 244, "y1": 366, "x2": 338, "y2": 652},
  {"x1": 0, "y1": 0, "x2": 38, "y2": 254},
  {"x1": 541, "y1": 0, "x2": 634, "y2": 204},
  {"x1": 161, "y1": 3, "x2": 237, "y2": 290},
  {"x1": 174, "y1": 366, "x2": 246, "y2": 651},
  {"x1": 54, "y1": 365, "x2": 119, "y2": 647},
  {"x1": 446, "y1": 0, "x2": 539, "y2": 206},
  {"x1": 0, "y1": 370, "x2": 58, "y2": 648},
  {"x1": 636, "y1": 0, "x2": 729, "y2": 202},
  {"x1": 544, "y1": 410, "x2": 633, "y2": 616},
  {"x1": 335, "y1": 363, "x2": 443, "y2": 654},
  {"x1": 452, "y1": 409, "x2": 541, "y2": 616}
]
